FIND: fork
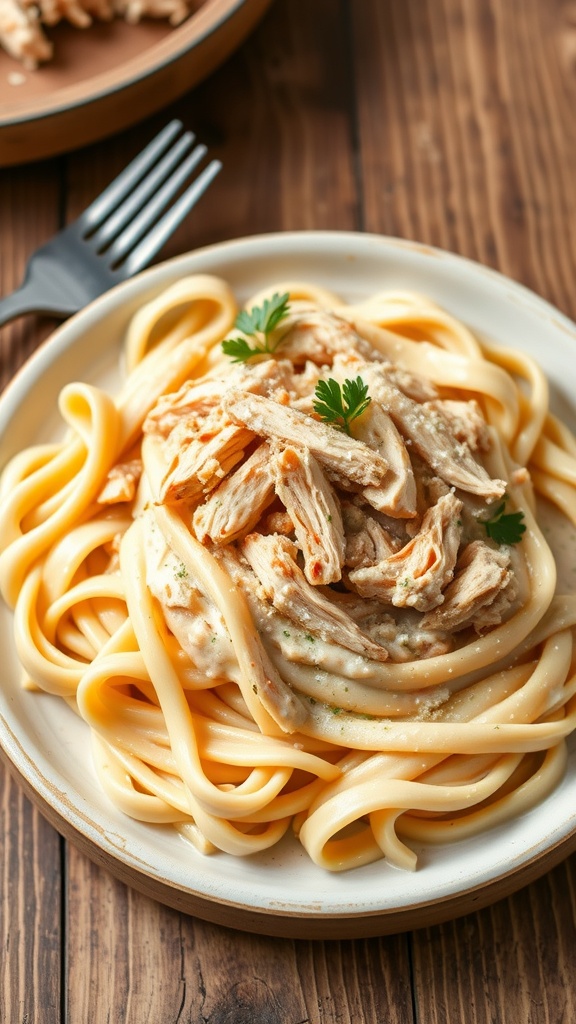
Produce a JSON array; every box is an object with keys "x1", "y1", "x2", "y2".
[{"x1": 0, "y1": 120, "x2": 222, "y2": 328}]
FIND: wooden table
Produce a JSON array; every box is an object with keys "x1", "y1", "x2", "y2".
[{"x1": 2, "y1": 0, "x2": 576, "y2": 1018}]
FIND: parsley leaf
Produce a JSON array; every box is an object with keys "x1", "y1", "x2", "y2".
[
  {"x1": 220, "y1": 337, "x2": 260, "y2": 362},
  {"x1": 482, "y1": 497, "x2": 526, "y2": 545},
  {"x1": 235, "y1": 292, "x2": 290, "y2": 336},
  {"x1": 222, "y1": 291, "x2": 290, "y2": 362},
  {"x1": 313, "y1": 376, "x2": 371, "y2": 435}
]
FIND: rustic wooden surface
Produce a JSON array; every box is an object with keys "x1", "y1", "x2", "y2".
[{"x1": 2, "y1": 0, "x2": 576, "y2": 1019}]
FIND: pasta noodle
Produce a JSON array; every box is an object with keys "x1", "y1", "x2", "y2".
[{"x1": 2, "y1": 271, "x2": 576, "y2": 873}]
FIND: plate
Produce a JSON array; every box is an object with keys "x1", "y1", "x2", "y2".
[
  {"x1": 1, "y1": 231, "x2": 576, "y2": 939},
  {"x1": 0, "y1": 0, "x2": 272, "y2": 167}
]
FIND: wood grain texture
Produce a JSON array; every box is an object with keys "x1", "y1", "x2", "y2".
[
  {"x1": 411, "y1": 854, "x2": 576, "y2": 1023},
  {"x1": 0, "y1": 161, "x2": 61, "y2": 384},
  {"x1": 0, "y1": 768, "x2": 62, "y2": 1023},
  {"x1": 1, "y1": 0, "x2": 576, "y2": 1019},
  {"x1": 350, "y1": 0, "x2": 576, "y2": 320}
]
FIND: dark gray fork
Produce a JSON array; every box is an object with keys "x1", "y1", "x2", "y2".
[{"x1": 0, "y1": 120, "x2": 222, "y2": 328}]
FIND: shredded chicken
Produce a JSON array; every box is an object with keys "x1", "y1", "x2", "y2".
[
  {"x1": 97, "y1": 459, "x2": 142, "y2": 506},
  {"x1": 347, "y1": 492, "x2": 463, "y2": 611},
  {"x1": 193, "y1": 444, "x2": 276, "y2": 545},
  {"x1": 143, "y1": 296, "x2": 526, "y2": 690},
  {"x1": 384, "y1": 364, "x2": 439, "y2": 403},
  {"x1": 363, "y1": 614, "x2": 453, "y2": 662},
  {"x1": 160, "y1": 412, "x2": 254, "y2": 504},
  {"x1": 342, "y1": 502, "x2": 399, "y2": 568},
  {"x1": 275, "y1": 310, "x2": 382, "y2": 366},
  {"x1": 1, "y1": 0, "x2": 202, "y2": 66},
  {"x1": 326, "y1": 591, "x2": 453, "y2": 663},
  {"x1": 143, "y1": 512, "x2": 236, "y2": 682},
  {"x1": 423, "y1": 399, "x2": 491, "y2": 453},
  {"x1": 260, "y1": 510, "x2": 295, "y2": 536},
  {"x1": 0, "y1": 0, "x2": 52, "y2": 66},
  {"x1": 143, "y1": 380, "x2": 223, "y2": 438},
  {"x1": 272, "y1": 445, "x2": 345, "y2": 585},
  {"x1": 359, "y1": 363, "x2": 506, "y2": 501},
  {"x1": 223, "y1": 389, "x2": 389, "y2": 488},
  {"x1": 421, "y1": 539, "x2": 517, "y2": 632},
  {"x1": 354, "y1": 403, "x2": 417, "y2": 518},
  {"x1": 241, "y1": 532, "x2": 389, "y2": 662}
]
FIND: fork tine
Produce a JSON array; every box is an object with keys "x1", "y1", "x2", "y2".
[
  {"x1": 105, "y1": 144, "x2": 210, "y2": 266},
  {"x1": 122, "y1": 159, "x2": 223, "y2": 278},
  {"x1": 91, "y1": 131, "x2": 196, "y2": 250},
  {"x1": 79, "y1": 120, "x2": 185, "y2": 232}
]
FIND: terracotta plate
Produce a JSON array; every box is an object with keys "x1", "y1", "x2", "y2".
[
  {"x1": 1, "y1": 232, "x2": 576, "y2": 938},
  {"x1": 0, "y1": 0, "x2": 272, "y2": 166}
]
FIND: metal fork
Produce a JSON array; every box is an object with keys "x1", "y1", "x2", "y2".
[{"x1": 0, "y1": 120, "x2": 222, "y2": 328}]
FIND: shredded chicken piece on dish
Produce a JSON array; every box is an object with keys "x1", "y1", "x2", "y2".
[
  {"x1": 23, "y1": 0, "x2": 99, "y2": 27},
  {"x1": 353, "y1": 402, "x2": 417, "y2": 518},
  {"x1": 421, "y1": 539, "x2": 517, "y2": 632},
  {"x1": 241, "y1": 532, "x2": 389, "y2": 662},
  {"x1": 0, "y1": 0, "x2": 52, "y2": 66},
  {"x1": 384, "y1": 364, "x2": 440, "y2": 403},
  {"x1": 2, "y1": 0, "x2": 203, "y2": 66},
  {"x1": 160, "y1": 412, "x2": 254, "y2": 504},
  {"x1": 359, "y1": 363, "x2": 506, "y2": 501},
  {"x1": 114, "y1": 0, "x2": 191, "y2": 25},
  {"x1": 342, "y1": 502, "x2": 399, "y2": 569},
  {"x1": 193, "y1": 443, "x2": 276, "y2": 545},
  {"x1": 143, "y1": 509, "x2": 236, "y2": 682},
  {"x1": 260, "y1": 510, "x2": 295, "y2": 536},
  {"x1": 423, "y1": 399, "x2": 491, "y2": 452},
  {"x1": 272, "y1": 445, "x2": 345, "y2": 585},
  {"x1": 145, "y1": 515, "x2": 308, "y2": 730},
  {"x1": 223, "y1": 389, "x2": 389, "y2": 488},
  {"x1": 97, "y1": 459, "x2": 142, "y2": 505},
  {"x1": 143, "y1": 379, "x2": 224, "y2": 437},
  {"x1": 275, "y1": 310, "x2": 383, "y2": 366},
  {"x1": 347, "y1": 491, "x2": 463, "y2": 612},
  {"x1": 144, "y1": 361, "x2": 297, "y2": 440}
]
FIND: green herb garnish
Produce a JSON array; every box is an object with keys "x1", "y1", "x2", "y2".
[
  {"x1": 313, "y1": 376, "x2": 371, "y2": 435},
  {"x1": 482, "y1": 497, "x2": 526, "y2": 545},
  {"x1": 222, "y1": 292, "x2": 290, "y2": 362}
]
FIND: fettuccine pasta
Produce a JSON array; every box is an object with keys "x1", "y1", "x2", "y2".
[{"x1": 1, "y1": 272, "x2": 576, "y2": 872}]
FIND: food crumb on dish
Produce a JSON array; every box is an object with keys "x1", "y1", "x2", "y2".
[{"x1": 0, "y1": 0, "x2": 206, "y2": 68}]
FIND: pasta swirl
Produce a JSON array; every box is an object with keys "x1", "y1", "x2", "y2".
[{"x1": 2, "y1": 273, "x2": 576, "y2": 872}]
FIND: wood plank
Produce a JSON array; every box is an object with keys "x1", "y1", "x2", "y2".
[
  {"x1": 411, "y1": 855, "x2": 576, "y2": 1023},
  {"x1": 350, "y1": 0, "x2": 576, "y2": 320},
  {"x1": 0, "y1": 766, "x2": 62, "y2": 1024},
  {"x1": 0, "y1": 160, "x2": 62, "y2": 384},
  {"x1": 168, "y1": 0, "x2": 360, "y2": 247}
]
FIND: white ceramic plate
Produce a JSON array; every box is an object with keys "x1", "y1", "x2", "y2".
[{"x1": 2, "y1": 231, "x2": 576, "y2": 939}]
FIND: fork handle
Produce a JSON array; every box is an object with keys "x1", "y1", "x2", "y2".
[{"x1": 0, "y1": 280, "x2": 67, "y2": 328}]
